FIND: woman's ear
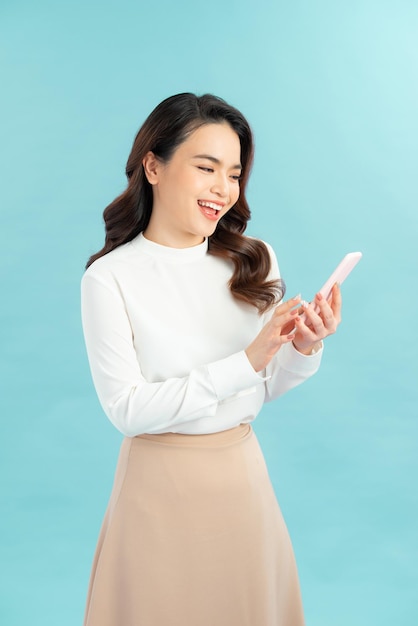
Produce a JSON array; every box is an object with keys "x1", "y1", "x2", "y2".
[{"x1": 142, "y1": 151, "x2": 160, "y2": 185}]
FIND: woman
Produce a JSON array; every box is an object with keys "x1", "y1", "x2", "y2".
[{"x1": 81, "y1": 93, "x2": 341, "y2": 626}]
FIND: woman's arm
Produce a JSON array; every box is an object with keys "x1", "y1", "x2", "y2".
[
  {"x1": 244, "y1": 298, "x2": 324, "y2": 402},
  {"x1": 81, "y1": 273, "x2": 265, "y2": 436},
  {"x1": 250, "y1": 244, "x2": 342, "y2": 402}
]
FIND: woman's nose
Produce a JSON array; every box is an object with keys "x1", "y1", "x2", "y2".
[{"x1": 211, "y1": 172, "x2": 229, "y2": 197}]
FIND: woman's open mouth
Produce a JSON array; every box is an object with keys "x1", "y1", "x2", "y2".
[{"x1": 197, "y1": 200, "x2": 224, "y2": 221}]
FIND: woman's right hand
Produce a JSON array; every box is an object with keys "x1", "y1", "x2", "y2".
[{"x1": 245, "y1": 296, "x2": 301, "y2": 372}]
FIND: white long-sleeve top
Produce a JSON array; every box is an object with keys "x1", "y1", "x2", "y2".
[{"x1": 81, "y1": 233, "x2": 322, "y2": 436}]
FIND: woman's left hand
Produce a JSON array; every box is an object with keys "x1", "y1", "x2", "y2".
[{"x1": 292, "y1": 283, "x2": 342, "y2": 355}]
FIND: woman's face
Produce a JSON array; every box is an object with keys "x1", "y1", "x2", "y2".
[{"x1": 143, "y1": 122, "x2": 242, "y2": 248}]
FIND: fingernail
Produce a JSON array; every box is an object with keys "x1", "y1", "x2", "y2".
[
  {"x1": 301, "y1": 300, "x2": 308, "y2": 308},
  {"x1": 292, "y1": 294, "x2": 301, "y2": 301},
  {"x1": 316, "y1": 293, "x2": 323, "y2": 301}
]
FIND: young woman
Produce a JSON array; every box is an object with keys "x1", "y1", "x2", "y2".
[{"x1": 81, "y1": 93, "x2": 341, "y2": 626}]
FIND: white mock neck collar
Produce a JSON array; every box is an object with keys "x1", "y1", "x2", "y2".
[{"x1": 134, "y1": 232, "x2": 208, "y2": 262}]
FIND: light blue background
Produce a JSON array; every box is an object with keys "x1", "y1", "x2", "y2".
[{"x1": 1, "y1": 1, "x2": 417, "y2": 624}]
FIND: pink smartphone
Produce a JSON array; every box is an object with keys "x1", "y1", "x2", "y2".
[
  {"x1": 301, "y1": 251, "x2": 362, "y2": 319},
  {"x1": 318, "y1": 251, "x2": 362, "y2": 300}
]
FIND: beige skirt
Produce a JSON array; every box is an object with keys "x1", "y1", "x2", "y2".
[{"x1": 83, "y1": 424, "x2": 304, "y2": 626}]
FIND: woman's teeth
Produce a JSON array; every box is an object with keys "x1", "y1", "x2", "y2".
[{"x1": 198, "y1": 201, "x2": 220, "y2": 212}]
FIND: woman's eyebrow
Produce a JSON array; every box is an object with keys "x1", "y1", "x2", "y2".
[{"x1": 192, "y1": 154, "x2": 242, "y2": 170}]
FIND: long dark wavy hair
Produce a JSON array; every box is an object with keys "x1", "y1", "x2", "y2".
[{"x1": 86, "y1": 93, "x2": 285, "y2": 313}]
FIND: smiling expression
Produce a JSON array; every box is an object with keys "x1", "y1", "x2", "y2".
[{"x1": 142, "y1": 122, "x2": 242, "y2": 248}]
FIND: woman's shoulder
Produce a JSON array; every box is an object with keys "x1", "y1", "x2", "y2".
[
  {"x1": 235, "y1": 234, "x2": 280, "y2": 284},
  {"x1": 244, "y1": 236, "x2": 280, "y2": 270},
  {"x1": 245, "y1": 234, "x2": 276, "y2": 252},
  {"x1": 82, "y1": 234, "x2": 146, "y2": 283}
]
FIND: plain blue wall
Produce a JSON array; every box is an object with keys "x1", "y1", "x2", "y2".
[{"x1": 1, "y1": 1, "x2": 417, "y2": 624}]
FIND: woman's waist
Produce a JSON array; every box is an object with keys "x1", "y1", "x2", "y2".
[{"x1": 134, "y1": 422, "x2": 253, "y2": 447}]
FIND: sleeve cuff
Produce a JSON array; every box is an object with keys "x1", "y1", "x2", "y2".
[
  {"x1": 274, "y1": 340, "x2": 323, "y2": 376},
  {"x1": 207, "y1": 350, "x2": 266, "y2": 401}
]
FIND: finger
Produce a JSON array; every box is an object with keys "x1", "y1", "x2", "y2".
[
  {"x1": 314, "y1": 292, "x2": 336, "y2": 330},
  {"x1": 272, "y1": 302, "x2": 301, "y2": 328},
  {"x1": 280, "y1": 319, "x2": 297, "y2": 336},
  {"x1": 300, "y1": 303, "x2": 326, "y2": 336},
  {"x1": 268, "y1": 326, "x2": 297, "y2": 354},
  {"x1": 293, "y1": 316, "x2": 318, "y2": 342},
  {"x1": 330, "y1": 283, "x2": 342, "y2": 320},
  {"x1": 274, "y1": 294, "x2": 302, "y2": 315},
  {"x1": 305, "y1": 292, "x2": 340, "y2": 337},
  {"x1": 273, "y1": 308, "x2": 299, "y2": 334}
]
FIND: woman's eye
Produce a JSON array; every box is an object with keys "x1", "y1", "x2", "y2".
[
  {"x1": 198, "y1": 166, "x2": 214, "y2": 173},
  {"x1": 231, "y1": 175, "x2": 241, "y2": 182}
]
